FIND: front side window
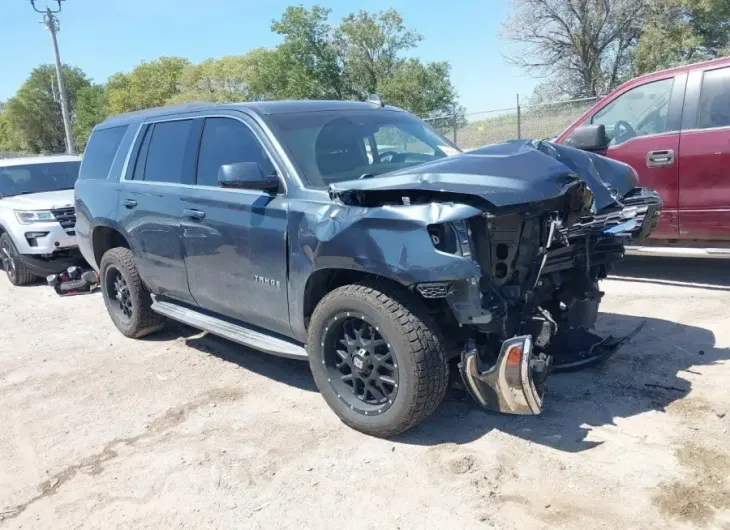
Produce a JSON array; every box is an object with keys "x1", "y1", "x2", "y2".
[
  {"x1": 592, "y1": 77, "x2": 675, "y2": 146},
  {"x1": 697, "y1": 66, "x2": 730, "y2": 129},
  {"x1": 142, "y1": 120, "x2": 193, "y2": 183},
  {"x1": 0, "y1": 161, "x2": 80, "y2": 197},
  {"x1": 196, "y1": 117, "x2": 275, "y2": 187},
  {"x1": 269, "y1": 110, "x2": 460, "y2": 187}
]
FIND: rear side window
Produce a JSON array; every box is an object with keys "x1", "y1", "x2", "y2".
[
  {"x1": 142, "y1": 120, "x2": 193, "y2": 183},
  {"x1": 697, "y1": 67, "x2": 730, "y2": 129},
  {"x1": 78, "y1": 125, "x2": 128, "y2": 180},
  {"x1": 195, "y1": 117, "x2": 275, "y2": 187}
]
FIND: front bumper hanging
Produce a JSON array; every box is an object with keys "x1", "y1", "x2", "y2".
[{"x1": 460, "y1": 335, "x2": 546, "y2": 415}]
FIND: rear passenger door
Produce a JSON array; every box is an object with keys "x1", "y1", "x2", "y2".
[
  {"x1": 180, "y1": 113, "x2": 292, "y2": 337},
  {"x1": 678, "y1": 66, "x2": 730, "y2": 239},
  {"x1": 117, "y1": 118, "x2": 199, "y2": 305}
]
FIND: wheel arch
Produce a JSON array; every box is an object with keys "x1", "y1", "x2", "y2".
[
  {"x1": 301, "y1": 267, "x2": 412, "y2": 332},
  {"x1": 92, "y1": 225, "x2": 130, "y2": 269}
]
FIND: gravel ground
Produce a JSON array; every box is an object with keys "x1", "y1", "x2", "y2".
[{"x1": 1, "y1": 256, "x2": 729, "y2": 529}]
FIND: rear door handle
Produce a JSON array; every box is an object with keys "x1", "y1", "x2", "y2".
[
  {"x1": 646, "y1": 150, "x2": 675, "y2": 167},
  {"x1": 183, "y1": 208, "x2": 206, "y2": 220},
  {"x1": 122, "y1": 198, "x2": 137, "y2": 209}
]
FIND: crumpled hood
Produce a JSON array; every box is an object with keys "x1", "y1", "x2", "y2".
[
  {"x1": 329, "y1": 140, "x2": 638, "y2": 212},
  {"x1": 0, "y1": 189, "x2": 75, "y2": 210}
]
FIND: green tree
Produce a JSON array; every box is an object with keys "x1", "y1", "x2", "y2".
[
  {"x1": 378, "y1": 60, "x2": 457, "y2": 118},
  {"x1": 634, "y1": 0, "x2": 730, "y2": 75},
  {"x1": 271, "y1": 5, "x2": 346, "y2": 99},
  {"x1": 74, "y1": 84, "x2": 107, "y2": 151},
  {"x1": 0, "y1": 104, "x2": 27, "y2": 154},
  {"x1": 106, "y1": 56, "x2": 190, "y2": 115},
  {"x1": 268, "y1": 5, "x2": 459, "y2": 117},
  {"x1": 4, "y1": 65, "x2": 91, "y2": 154},
  {"x1": 172, "y1": 56, "x2": 257, "y2": 103},
  {"x1": 336, "y1": 9, "x2": 423, "y2": 99}
]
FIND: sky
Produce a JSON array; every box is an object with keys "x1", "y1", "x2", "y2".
[{"x1": 0, "y1": 0, "x2": 538, "y2": 115}]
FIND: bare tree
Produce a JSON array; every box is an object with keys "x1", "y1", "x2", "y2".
[{"x1": 501, "y1": 0, "x2": 651, "y2": 98}]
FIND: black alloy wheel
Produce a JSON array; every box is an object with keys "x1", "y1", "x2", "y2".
[
  {"x1": 104, "y1": 264, "x2": 133, "y2": 326},
  {"x1": 322, "y1": 312, "x2": 399, "y2": 415},
  {"x1": 0, "y1": 237, "x2": 17, "y2": 283},
  {"x1": 0, "y1": 233, "x2": 35, "y2": 285}
]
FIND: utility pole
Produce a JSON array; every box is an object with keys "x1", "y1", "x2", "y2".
[{"x1": 30, "y1": 0, "x2": 76, "y2": 155}]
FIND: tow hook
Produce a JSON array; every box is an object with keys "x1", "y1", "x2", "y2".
[{"x1": 459, "y1": 336, "x2": 547, "y2": 415}]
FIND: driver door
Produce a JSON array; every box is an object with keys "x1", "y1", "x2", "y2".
[{"x1": 588, "y1": 75, "x2": 683, "y2": 237}]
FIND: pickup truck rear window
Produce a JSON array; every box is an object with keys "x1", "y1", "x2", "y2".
[{"x1": 78, "y1": 125, "x2": 128, "y2": 180}]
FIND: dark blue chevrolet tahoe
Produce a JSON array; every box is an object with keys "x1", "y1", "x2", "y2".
[{"x1": 75, "y1": 100, "x2": 661, "y2": 437}]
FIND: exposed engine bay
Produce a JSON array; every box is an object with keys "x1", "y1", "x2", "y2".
[
  {"x1": 329, "y1": 140, "x2": 662, "y2": 415},
  {"x1": 453, "y1": 185, "x2": 659, "y2": 414}
]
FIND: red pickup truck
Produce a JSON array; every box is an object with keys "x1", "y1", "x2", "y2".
[{"x1": 556, "y1": 57, "x2": 730, "y2": 258}]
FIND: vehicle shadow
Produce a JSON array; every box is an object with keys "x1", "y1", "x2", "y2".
[
  {"x1": 397, "y1": 311, "x2": 728, "y2": 451},
  {"x1": 167, "y1": 310, "x2": 727, "y2": 453},
  {"x1": 609, "y1": 256, "x2": 730, "y2": 291},
  {"x1": 163, "y1": 322, "x2": 318, "y2": 392}
]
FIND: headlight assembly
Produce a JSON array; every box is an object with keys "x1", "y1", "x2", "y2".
[{"x1": 14, "y1": 210, "x2": 56, "y2": 224}]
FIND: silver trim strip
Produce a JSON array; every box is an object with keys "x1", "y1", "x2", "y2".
[{"x1": 625, "y1": 246, "x2": 730, "y2": 259}]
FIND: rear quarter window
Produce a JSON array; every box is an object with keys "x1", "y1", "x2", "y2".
[{"x1": 78, "y1": 125, "x2": 129, "y2": 180}]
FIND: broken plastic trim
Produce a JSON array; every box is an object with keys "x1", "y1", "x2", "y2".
[
  {"x1": 460, "y1": 335, "x2": 543, "y2": 415},
  {"x1": 550, "y1": 320, "x2": 647, "y2": 372}
]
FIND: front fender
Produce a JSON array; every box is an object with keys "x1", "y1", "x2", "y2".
[{"x1": 287, "y1": 200, "x2": 484, "y2": 339}]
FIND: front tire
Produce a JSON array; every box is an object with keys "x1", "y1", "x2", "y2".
[
  {"x1": 0, "y1": 233, "x2": 36, "y2": 286},
  {"x1": 308, "y1": 282, "x2": 449, "y2": 437},
  {"x1": 100, "y1": 247, "x2": 165, "y2": 338}
]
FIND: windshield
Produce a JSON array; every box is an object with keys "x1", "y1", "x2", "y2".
[
  {"x1": 269, "y1": 110, "x2": 461, "y2": 187},
  {"x1": 0, "y1": 161, "x2": 80, "y2": 198}
]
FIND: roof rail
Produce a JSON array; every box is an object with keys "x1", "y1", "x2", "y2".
[{"x1": 107, "y1": 100, "x2": 215, "y2": 120}]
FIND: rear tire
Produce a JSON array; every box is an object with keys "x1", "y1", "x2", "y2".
[
  {"x1": 0, "y1": 233, "x2": 36, "y2": 286},
  {"x1": 100, "y1": 247, "x2": 165, "y2": 338},
  {"x1": 307, "y1": 282, "x2": 449, "y2": 438}
]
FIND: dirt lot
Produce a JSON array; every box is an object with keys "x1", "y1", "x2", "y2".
[{"x1": 1, "y1": 257, "x2": 729, "y2": 529}]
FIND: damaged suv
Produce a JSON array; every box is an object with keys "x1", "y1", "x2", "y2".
[{"x1": 75, "y1": 100, "x2": 661, "y2": 437}]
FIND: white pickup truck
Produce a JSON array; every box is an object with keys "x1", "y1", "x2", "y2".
[{"x1": 0, "y1": 155, "x2": 84, "y2": 286}]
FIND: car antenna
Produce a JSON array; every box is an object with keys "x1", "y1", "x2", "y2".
[{"x1": 367, "y1": 94, "x2": 385, "y2": 107}]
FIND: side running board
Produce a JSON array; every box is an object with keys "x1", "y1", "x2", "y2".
[
  {"x1": 625, "y1": 246, "x2": 730, "y2": 259},
  {"x1": 150, "y1": 297, "x2": 308, "y2": 360}
]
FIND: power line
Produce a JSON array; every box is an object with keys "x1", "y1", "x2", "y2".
[{"x1": 30, "y1": 0, "x2": 76, "y2": 155}]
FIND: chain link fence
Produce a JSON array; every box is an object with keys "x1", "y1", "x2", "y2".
[{"x1": 425, "y1": 96, "x2": 600, "y2": 150}]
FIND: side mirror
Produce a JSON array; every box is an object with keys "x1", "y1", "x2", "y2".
[
  {"x1": 218, "y1": 162, "x2": 279, "y2": 192},
  {"x1": 564, "y1": 124, "x2": 610, "y2": 153}
]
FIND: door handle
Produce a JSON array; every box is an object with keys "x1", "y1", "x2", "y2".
[
  {"x1": 646, "y1": 150, "x2": 675, "y2": 167},
  {"x1": 122, "y1": 198, "x2": 137, "y2": 209},
  {"x1": 183, "y1": 208, "x2": 206, "y2": 220}
]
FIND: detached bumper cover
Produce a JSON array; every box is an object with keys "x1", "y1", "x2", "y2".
[{"x1": 460, "y1": 335, "x2": 546, "y2": 415}]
